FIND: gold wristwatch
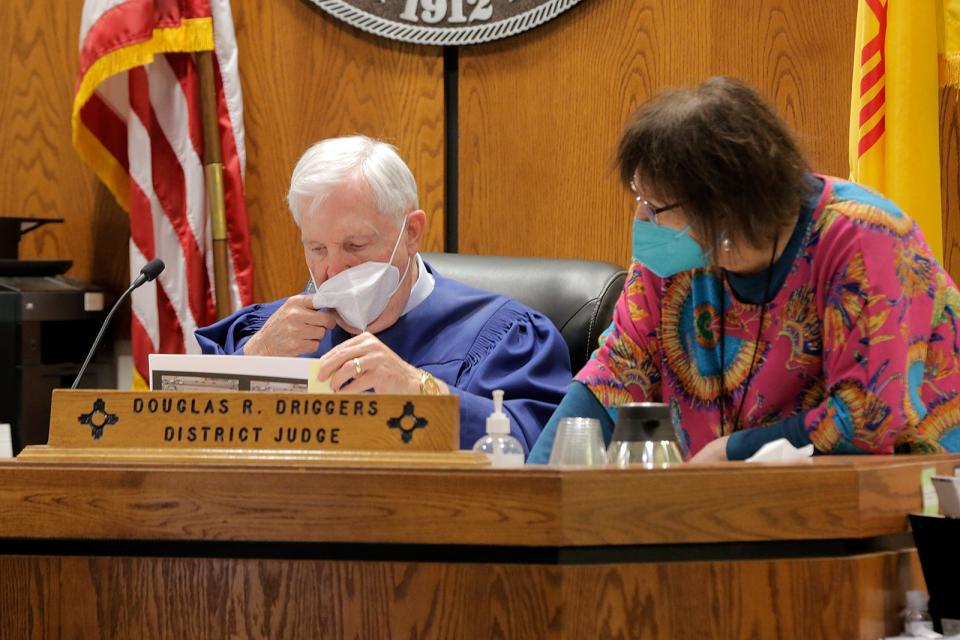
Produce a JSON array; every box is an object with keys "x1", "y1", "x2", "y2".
[{"x1": 418, "y1": 369, "x2": 441, "y2": 395}]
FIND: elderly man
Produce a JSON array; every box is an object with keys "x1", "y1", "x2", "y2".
[{"x1": 196, "y1": 136, "x2": 571, "y2": 451}]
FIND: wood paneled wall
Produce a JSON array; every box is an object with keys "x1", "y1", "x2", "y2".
[
  {"x1": 458, "y1": 0, "x2": 859, "y2": 264},
  {"x1": 0, "y1": 3, "x2": 129, "y2": 295},
  {"x1": 942, "y1": 87, "x2": 960, "y2": 273},
  {"x1": 231, "y1": 1, "x2": 445, "y2": 299},
  {"x1": 0, "y1": 1, "x2": 445, "y2": 301},
  {"x1": 0, "y1": 0, "x2": 956, "y2": 302}
]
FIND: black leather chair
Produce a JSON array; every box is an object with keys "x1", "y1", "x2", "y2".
[{"x1": 423, "y1": 253, "x2": 627, "y2": 372}]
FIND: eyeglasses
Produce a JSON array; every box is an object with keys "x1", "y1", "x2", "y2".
[
  {"x1": 635, "y1": 198, "x2": 682, "y2": 226},
  {"x1": 629, "y1": 180, "x2": 681, "y2": 226}
]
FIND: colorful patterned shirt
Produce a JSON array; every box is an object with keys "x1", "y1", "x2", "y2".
[{"x1": 576, "y1": 176, "x2": 960, "y2": 457}]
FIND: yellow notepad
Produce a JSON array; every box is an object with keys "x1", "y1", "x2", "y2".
[{"x1": 307, "y1": 360, "x2": 334, "y2": 394}]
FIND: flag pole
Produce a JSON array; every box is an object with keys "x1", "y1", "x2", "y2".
[{"x1": 196, "y1": 50, "x2": 232, "y2": 320}]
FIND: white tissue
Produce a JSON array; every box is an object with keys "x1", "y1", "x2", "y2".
[{"x1": 746, "y1": 438, "x2": 814, "y2": 463}]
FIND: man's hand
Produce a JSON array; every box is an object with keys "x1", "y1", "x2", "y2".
[
  {"x1": 688, "y1": 435, "x2": 730, "y2": 463},
  {"x1": 243, "y1": 295, "x2": 336, "y2": 357},
  {"x1": 313, "y1": 332, "x2": 449, "y2": 395}
]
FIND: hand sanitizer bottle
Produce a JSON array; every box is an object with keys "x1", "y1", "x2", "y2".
[{"x1": 472, "y1": 390, "x2": 525, "y2": 467}]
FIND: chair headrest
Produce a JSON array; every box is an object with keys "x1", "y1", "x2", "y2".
[{"x1": 423, "y1": 253, "x2": 626, "y2": 372}]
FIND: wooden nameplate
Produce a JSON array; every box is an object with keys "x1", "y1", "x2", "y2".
[{"x1": 18, "y1": 389, "x2": 487, "y2": 467}]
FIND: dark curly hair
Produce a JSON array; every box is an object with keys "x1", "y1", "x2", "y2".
[{"x1": 617, "y1": 76, "x2": 810, "y2": 253}]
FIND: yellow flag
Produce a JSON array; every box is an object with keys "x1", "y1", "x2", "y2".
[
  {"x1": 946, "y1": 0, "x2": 960, "y2": 86},
  {"x1": 849, "y1": 0, "x2": 960, "y2": 260}
]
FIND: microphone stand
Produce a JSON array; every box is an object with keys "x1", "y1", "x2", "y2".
[{"x1": 70, "y1": 260, "x2": 164, "y2": 390}]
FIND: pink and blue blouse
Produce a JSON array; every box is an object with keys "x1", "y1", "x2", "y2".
[{"x1": 530, "y1": 176, "x2": 960, "y2": 462}]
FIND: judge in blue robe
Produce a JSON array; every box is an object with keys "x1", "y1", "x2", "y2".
[{"x1": 196, "y1": 136, "x2": 571, "y2": 451}]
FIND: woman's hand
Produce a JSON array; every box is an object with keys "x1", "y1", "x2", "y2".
[
  {"x1": 312, "y1": 332, "x2": 449, "y2": 395},
  {"x1": 243, "y1": 295, "x2": 336, "y2": 356},
  {"x1": 688, "y1": 435, "x2": 730, "y2": 463}
]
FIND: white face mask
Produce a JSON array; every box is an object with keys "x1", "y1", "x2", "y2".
[{"x1": 310, "y1": 222, "x2": 412, "y2": 331}]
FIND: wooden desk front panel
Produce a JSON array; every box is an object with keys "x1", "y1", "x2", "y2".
[
  {"x1": 0, "y1": 457, "x2": 945, "y2": 638},
  {"x1": 0, "y1": 551, "x2": 913, "y2": 640}
]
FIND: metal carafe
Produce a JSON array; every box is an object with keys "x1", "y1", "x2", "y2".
[{"x1": 607, "y1": 402, "x2": 684, "y2": 468}]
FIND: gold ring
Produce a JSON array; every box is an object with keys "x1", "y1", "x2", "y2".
[{"x1": 353, "y1": 357, "x2": 362, "y2": 377}]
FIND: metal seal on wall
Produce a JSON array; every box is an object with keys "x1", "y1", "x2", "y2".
[{"x1": 305, "y1": 0, "x2": 584, "y2": 46}]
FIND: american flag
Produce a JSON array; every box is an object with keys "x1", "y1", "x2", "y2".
[{"x1": 72, "y1": 0, "x2": 253, "y2": 387}]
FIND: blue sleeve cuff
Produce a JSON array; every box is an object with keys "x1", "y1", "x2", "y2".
[
  {"x1": 726, "y1": 413, "x2": 811, "y2": 461},
  {"x1": 527, "y1": 382, "x2": 614, "y2": 464}
]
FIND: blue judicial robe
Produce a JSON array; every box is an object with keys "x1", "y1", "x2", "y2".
[{"x1": 195, "y1": 263, "x2": 572, "y2": 452}]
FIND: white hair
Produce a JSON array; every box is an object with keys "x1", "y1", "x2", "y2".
[{"x1": 286, "y1": 135, "x2": 419, "y2": 226}]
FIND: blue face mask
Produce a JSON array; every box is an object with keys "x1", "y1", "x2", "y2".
[{"x1": 631, "y1": 218, "x2": 709, "y2": 278}]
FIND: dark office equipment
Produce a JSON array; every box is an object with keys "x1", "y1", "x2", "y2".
[
  {"x1": 908, "y1": 513, "x2": 960, "y2": 634},
  {"x1": 0, "y1": 217, "x2": 114, "y2": 454}
]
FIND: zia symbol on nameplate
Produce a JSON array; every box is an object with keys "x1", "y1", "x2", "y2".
[
  {"x1": 386, "y1": 402, "x2": 428, "y2": 444},
  {"x1": 77, "y1": 398, "x2": 119, "y2": 440}
]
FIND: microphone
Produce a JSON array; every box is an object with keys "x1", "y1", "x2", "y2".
[
  {"x1": 132, "y1": 258, "x2": 165, "y2": 289},
  {"x1": 70, "y1": 258, "x2": 165, "y2": 390}
]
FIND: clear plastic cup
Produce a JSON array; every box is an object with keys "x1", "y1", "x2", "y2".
[{"x1": 548, "y1": 417, "x2": 608, "y2": 466}]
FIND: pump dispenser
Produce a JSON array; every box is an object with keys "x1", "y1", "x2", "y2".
[{"x1": 472, "y1": 390, "x2": 525, "y2": 467}]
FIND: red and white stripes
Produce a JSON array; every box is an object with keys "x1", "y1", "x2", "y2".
[{"x1": 74, "y1": 0, "x2": 253, "y2": 386}]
